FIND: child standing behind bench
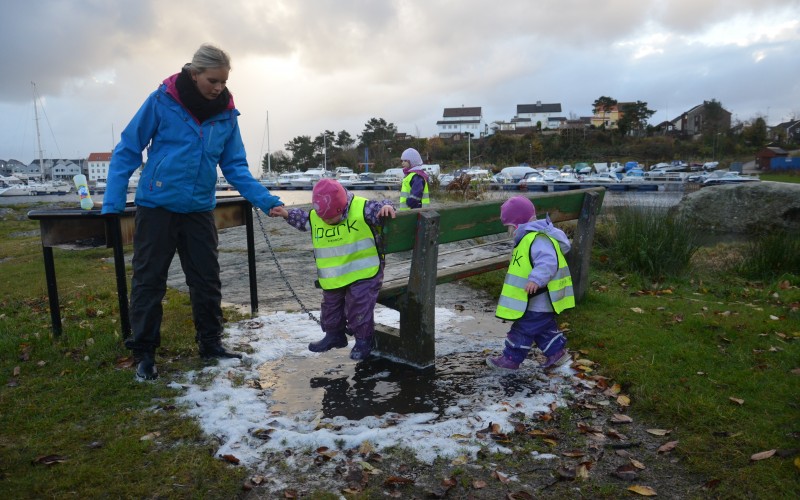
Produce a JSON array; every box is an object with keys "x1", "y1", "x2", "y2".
[
  {"x1": 487, "y1": 196, "x2": 575, "y2": 372},
  {"x1": 270, "y1": 179, "x2": 396, "y2": 360}
]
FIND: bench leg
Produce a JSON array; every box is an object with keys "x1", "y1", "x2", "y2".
[
  {"x1": 42, "y1": 245, "x2": 62, "y2": 338},
  {"x1": 375, "y1": 211, "x2": 440, "y2": 368},
  {"x1": 567, "y1": 190, "x2": 602, "y2": 303}
]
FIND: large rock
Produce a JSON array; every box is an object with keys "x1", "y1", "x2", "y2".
[{"x1": 674, "y1": 181, "x2": 800, "y2": 234}]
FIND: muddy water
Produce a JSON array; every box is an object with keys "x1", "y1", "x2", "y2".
[{"x1": 258, "y1": 310, "x2": 531, "y2": 420}]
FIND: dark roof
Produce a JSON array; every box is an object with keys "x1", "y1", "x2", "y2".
[
  {"x1": 436, "y1": 119, "x2": 481, "y2": 125},
  {"x1": 775, "y1": 119, "x2": 800, "y2": 130},
  {"x1": 443, "y1": 107, "x2": 482, "y2": 118},
  {"x1": 517, "y1": 103, "x2": 562, "y2": 114}
]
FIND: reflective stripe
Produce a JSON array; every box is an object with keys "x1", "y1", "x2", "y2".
[
  {"x1": 504, "y1": 274, "x2": 529, "y2": 289},
  {"x1": 317, "y1": 254, "x2": 381, "y2": 279},
  {"x1": 314, "y1": 238, "x2": 376, "y2": 259},
  {"x1": 540, "y1": 332, "x2": 564, "y2": 353},
  {"x1": 497, "y1": 294, "x2": 528, "y2": 312},
  {"x1": 505, "y1": 339, "x2": 532, "y2": 351}
]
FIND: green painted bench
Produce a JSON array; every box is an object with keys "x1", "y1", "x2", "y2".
[{"x1": 373, "y1": 187, "x2": 605, "y2": 368}]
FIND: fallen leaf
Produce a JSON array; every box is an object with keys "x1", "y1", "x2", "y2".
[
  {"x1": 729, "y1": 397, "x2": 744, "y2": 405},
  {"x1": 492, "y1": 470, "x2": 510, "y2": 483},
  {"x1": 630, "y1": 459, "x2": 646, "y2": 470},
  {"x1": 646, "y1": 429, "x2": 671, "y2": 436},
  {"x1": 750, "y1": 449, "x2": 776, "y2": 461},
  {"x1": 32, "y1": 454, "x2": 68, "y2": 466},
  {"x1": 562, "y1": 450, "x2": 586, "y2": 458},
  {"x1": 617, "y1": 395, "x2": 631, "y2": 407},
  {"x1": 657, "y1": 441, "x2": 679, "y2": 453},
  {"x1": 472, "y1": 480, "x2": 487, "y2": 489},
  {"x1": 140, "y1": 431, "x2": 161, "y2": 441},
  {"x1": 628, "y1": 485, "x2": 657, "y2": 496},
  {"x1": 630, "y1": 307, "x2": 644, "y2": 314},
  {"x1": 383, "y1": 476, "x2": 414, "y2": 486},
  {"x1": 611, "y1": 414, "x2": 633, "y2": 424},
  {"x1": 220, "y1": 454, "x2": 240, "y2": 465},
  {"x1": 358, "y1": 441, "x2": 373, "y2": 455},
  {"x1": 613, "y1": 464, "x2": 638, "y2": 481},
  {"x1": 450, "y1": 455, "x2": 468, "y2": 465}
]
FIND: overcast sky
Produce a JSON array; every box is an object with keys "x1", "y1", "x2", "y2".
[{"x1": 1, "y1": 0, "x2": 798, "y2": 172}]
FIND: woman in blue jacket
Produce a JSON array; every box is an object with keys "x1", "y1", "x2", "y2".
[{"x1": 102, "y1": 43, "x2": 284, "y2": 381}]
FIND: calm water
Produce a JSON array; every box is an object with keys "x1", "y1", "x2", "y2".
[{"x1": 1, "y1": 188, "x2": 685, "y2": 209}]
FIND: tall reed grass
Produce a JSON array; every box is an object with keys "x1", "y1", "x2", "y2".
[
  {"x1": 738, "y1": 231, "x2": 800, "y2": 281},
  {"x1": 597, "y1": 203, "x2": 699, "y2": 282}
]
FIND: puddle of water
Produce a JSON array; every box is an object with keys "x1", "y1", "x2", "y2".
[{"x1": 258, "y1": 309, "x2": 541, "y2": 421}]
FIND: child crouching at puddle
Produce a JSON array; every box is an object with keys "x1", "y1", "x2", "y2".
[
  {"x1": 487, "y1": 196, "x2": 574, "y2": 372},
  {"x1": 269, "y1": 179, "x2": 396, "y2": 360}
]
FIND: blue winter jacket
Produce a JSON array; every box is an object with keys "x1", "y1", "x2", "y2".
[{"x1": 101, "y1": 74, "x2": 282, "y2": 214}]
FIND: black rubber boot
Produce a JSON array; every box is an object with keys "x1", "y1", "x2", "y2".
[
  {"x1": 134, "y1": 350, "x2": 158, "y2": 381},
  {"x1": 198, "y1": 340, "x2": 243, "y2": 359},
  {"x1": 308, "y1": 332, "x2": 348, "y2": 353}
]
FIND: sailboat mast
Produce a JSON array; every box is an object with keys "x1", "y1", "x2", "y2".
[
  {"x1": 32, "y1": 82, "x2": 45, "y2": 180},
  {"x1": 266, "y1": 110, "x2": 271, "y2": 174}
]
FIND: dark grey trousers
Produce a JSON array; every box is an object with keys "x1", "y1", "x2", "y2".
[{"x1": 124, "y1": 206, "x2": 223, "y2": 353}]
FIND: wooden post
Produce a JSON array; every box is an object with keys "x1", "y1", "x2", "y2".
[
  {"x1": 374, "y1": 211, "x2": 440, "y2": 368},
  {"x1": 567, "y1": 190, "x2": 602, "y2": 302}
]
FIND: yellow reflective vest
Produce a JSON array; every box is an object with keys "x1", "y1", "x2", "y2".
[
  {"x1": 309, "y1": 196, "x2": 381, "y2": 290},
  {"x1": 399, "y1": 171, "x2": 430, "y2": 210},
  {"x1": 495, "y1": 231, "x2": 575, "y2": 320}
]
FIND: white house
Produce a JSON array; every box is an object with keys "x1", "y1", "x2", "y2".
[
  {"x1": 87, "y1": 152, "x2": 112, "y2": 183},
  {"x1": 515, "y1": 101, "x2": 563, "y2": 129},
  {"x1": 437, "y1": 106, "x2": 487, "y2": 138},
  {"x1": 50, "y1": 159, "x2": 83, "y2": 181}
]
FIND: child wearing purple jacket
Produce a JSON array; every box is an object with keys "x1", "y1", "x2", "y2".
[
  {"x1": 487, "y1": 196, "x2": 574, "y2": 372},
  {"x1": 270, "y1": 179, "x2": 396, "y2": 360}
]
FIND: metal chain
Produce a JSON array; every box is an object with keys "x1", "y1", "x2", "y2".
[{"x1": 253, "y1": 208, "x2": 321, "y2": 325}]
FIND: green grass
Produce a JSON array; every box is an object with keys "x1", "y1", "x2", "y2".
[
  {"x1": 758, "y1": 171, "x2": 800, "y2": 184},
  {"x1": 0, "y1": 203, "x2": 248, "y2": 498},
  {"x1": 2, "y1": 201, "x2": 799, "y2": 498},
  {"x1": 465, "y1": 214, "x2": 800, "y2": 499}
]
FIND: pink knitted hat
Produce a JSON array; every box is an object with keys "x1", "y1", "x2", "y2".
[
  {"x1": 312, "y1": 179, "x2": 347, "y2": 219},
  {"x1": 500, "y1": 196, "x2": 536, "y2": 226}
]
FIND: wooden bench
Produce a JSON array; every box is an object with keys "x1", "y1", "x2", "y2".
[
  {"x1": 373, "y1": 187, "x2": 605, "y2": 368},
  {"x1": 27, "y1": 195, "x2": 261, "y2": 339}
]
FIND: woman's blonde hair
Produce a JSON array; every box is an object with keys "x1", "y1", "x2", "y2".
[{"x1": 188, "y1": 44, "x2": 231, "y2": 73}]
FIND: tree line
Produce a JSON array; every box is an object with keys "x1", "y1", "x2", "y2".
[{"x1": 261, "y1": 98, "x2": 782, "y2": 175}]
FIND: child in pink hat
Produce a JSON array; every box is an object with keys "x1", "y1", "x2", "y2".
[
  {"x1": 270, "y1": 179, "x2": 396, "y2": 360},
  {"x1": 487, "y1": 196, "x2": 574, "y2": 372}
]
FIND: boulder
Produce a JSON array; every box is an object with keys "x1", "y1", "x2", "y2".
[{"x1": 674, "y1": 181, "x2": 800, "y2": 234}]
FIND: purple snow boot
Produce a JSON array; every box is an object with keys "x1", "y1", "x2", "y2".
[
  {"x1": 349, "y1": 337, "x2": 373, "y2": 360},
  {"x1": 541, "y1": 348, "x2": 571, "y2": 371},
  {"x1": 308, "y1": 331, "x2": 348, "y2": 353},
  {"x1": 486, "y1": 355, "x2": 520, "y2": 372}
]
